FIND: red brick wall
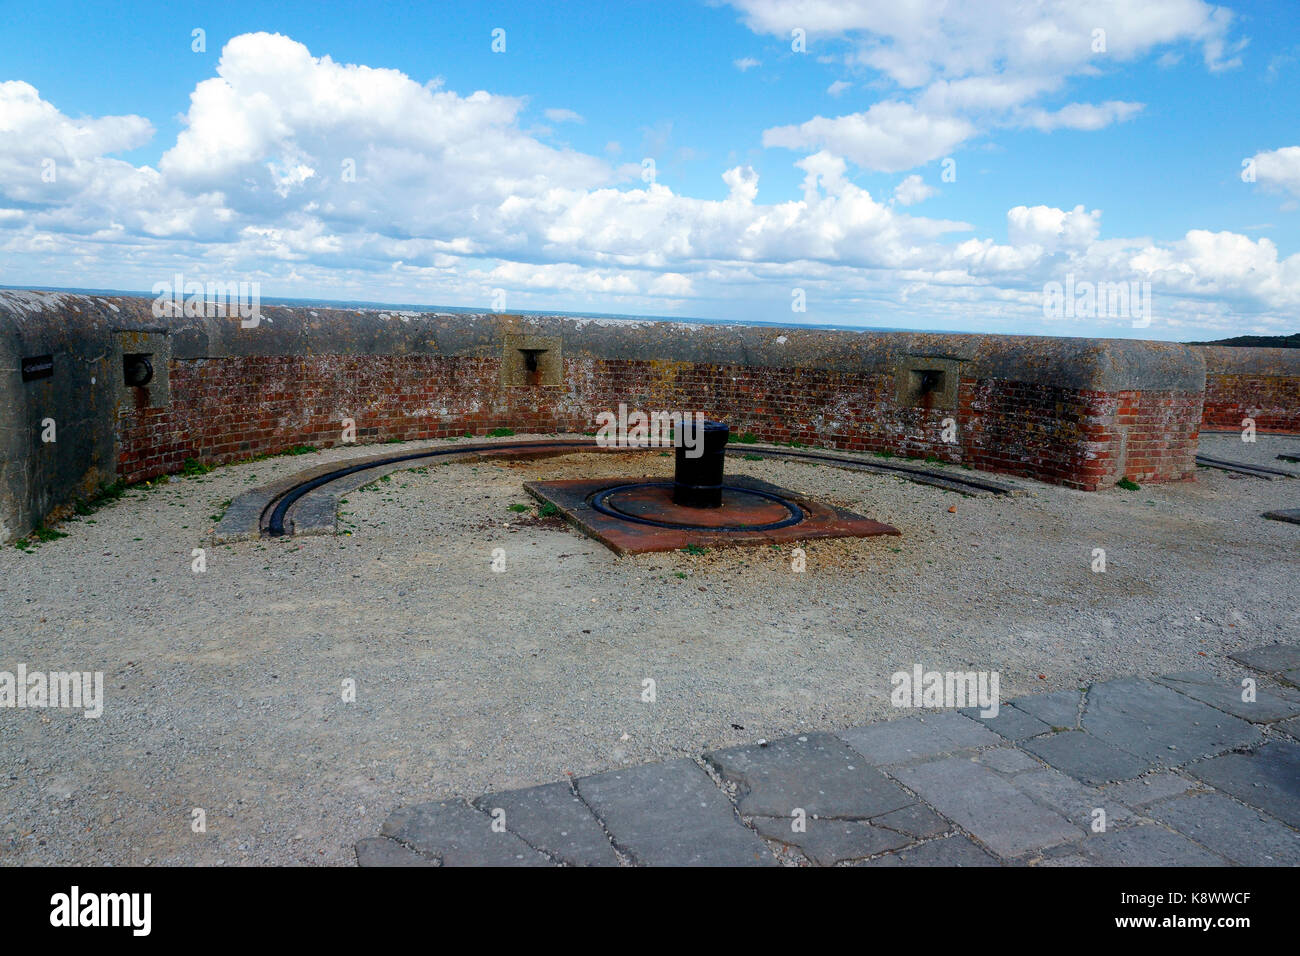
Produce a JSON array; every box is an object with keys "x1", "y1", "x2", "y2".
[
  {"x1": 1112, "y1": 389, "x2": 1203, "y2": 487},
  {"x1": 117, "y1": 354, "x2": 1203, "y2": 490},
  {"x1": 1201, "y1": 373, "x2": 1300, "y2": 433}
]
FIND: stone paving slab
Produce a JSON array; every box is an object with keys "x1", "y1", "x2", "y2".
[
  {"x1": 973, "y1": 746, "x2": 1043, "y2": 774},
  {"x1": 575, "y1": 759, "x2": 776, "y2": 866},
  {"x1": 1148, "y1": 791, "x2": 1300, "y2": 866},
  {"x1": 1277, "y1": 717, "x2": 1300, "y2": 741},
  {"x1": 1101, "y1": 772, "x2": 1201, "y2": 809},
  {"x1": 1152, "y1": 670, "x2": 1300, "y2": 723},
  {"x1": 1262, "y1": 509, "x2": 1300, "y2": 525},
  {"x1": 353, "y1": 836, "x2": 438, "y2": 867},
  {"x1": 1229, "y1": 643, "x2": 1300, "y2": 674},
  {"x1": 1037, "y1": 853, "x2": 1094, "y2": 867},
  {"x1": 472, "y1": 782, "x2": 619, "y2": 867},
  {"x1": 379, "y1": 800, "x2": 553, "y2": 866},
  {"x1": 358, "y1": 665, "x2": 1300, "y2": 866},
  {"x1": 1004, "y1": 690, "x2": 1083, "y2": 729},
  {"x1": 1021, "y1": 730, "x2": 1150, "y2": 785},
  {"x1": 1067, "y1": 824, "x2": 1229, "y2": 866},
  {"x1": 1080, "y1": 678, "x2": 1261, "y2": 765},
  {"x1": 1005, "y1": 768, "x2": 1137, "y2": 831},
  {"x1": 960, "y1": 705, "x2": 1052, "y2": 741},
  {"x1": 861, "y1": 835, "x2": 1000, "y2": 867},
  {"x1": 837, "y1": 712, "x2": 1002, "y2": 765},
  {"x1": 892, "y1": 755, "x2": 1082, "y2": 858},
  {"x1": 750, "y1": 815, "x2": 910, "y2": 865},
  {"x1": 704, "y1": 732, "x2": 913, "y2": 818},
  {"x1": 870, "y1": 803, "x2": 950, "y2": 840},
  {"x1": 1189, "y1": 739, "x2": 1300, "y2": 827}
]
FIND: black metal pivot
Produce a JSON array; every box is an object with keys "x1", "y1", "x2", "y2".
[{"x1": 673, "y1": 420, "x2": 729, "y2": 508}]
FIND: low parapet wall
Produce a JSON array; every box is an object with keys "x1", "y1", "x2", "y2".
[
  {"x1": 0, "y1": 289, "x2": 1246, "y2": 542},
  {"x1": 1200, "y1": 345, "x2": 1300, "y2": 433}
]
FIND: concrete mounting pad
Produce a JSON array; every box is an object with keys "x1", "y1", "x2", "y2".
[{"x1": 523, "y1": 474, "x2": 899, "y2": 554}]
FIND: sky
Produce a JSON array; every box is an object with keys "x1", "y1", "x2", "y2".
[{"x1": 2, "y1": 0, "x2": 1299, "y2": 340}]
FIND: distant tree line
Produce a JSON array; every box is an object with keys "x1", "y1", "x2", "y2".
[{"x1": 1188, "y1": 333, "x2": 1299, "y2": 348}]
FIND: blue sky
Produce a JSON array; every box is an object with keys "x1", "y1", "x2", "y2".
[{"x1": 3, "y1": 0, "x2": 1299, "y2": 339}]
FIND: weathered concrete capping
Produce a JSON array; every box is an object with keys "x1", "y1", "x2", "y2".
[
  {"x1": 1, "y1": 291, "x2": 1206, "y2": 390},
  {"x1": 1201, "y1": 345, "x2": 1300, "y2": 377}
]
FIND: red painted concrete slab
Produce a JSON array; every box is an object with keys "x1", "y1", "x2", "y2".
[{"x1": 525, "y1": 475, "x2": 899, "y2": 555}]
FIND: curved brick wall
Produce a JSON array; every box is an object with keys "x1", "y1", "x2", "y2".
[
  {"x1": 0, "y1": 288, "x2": 1263, "y2": 543},
  {"x1": 1200, "y1": 346, "x2": 1300, "y2": 433}
]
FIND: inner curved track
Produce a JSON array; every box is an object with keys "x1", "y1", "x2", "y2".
[{"x1": 261, "y1": 439, "x2": 1013, "y2": 537}]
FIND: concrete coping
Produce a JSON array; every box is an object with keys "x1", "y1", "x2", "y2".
[
  {"x1": 1201, "y1": 345, "x2": 1300, "y2": 376},
  {"x1": 1, "y1": 289, "x2": 1213, "y2": 392}
]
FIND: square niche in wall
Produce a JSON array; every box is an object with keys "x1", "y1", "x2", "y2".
[
  {"x1": 501, "y1": 333, "x2": 562, "y2": 387},
  {"x1": 115, "y1": 329, "x2": 171, "y2": 408},
  {"x1": 894, "y1": 354, "x2": 964, "y2": 410}
]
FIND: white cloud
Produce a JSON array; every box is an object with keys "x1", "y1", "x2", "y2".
[
  {"x1": 734, "y1": 57, "x2": 761, "y2": 71},
  {"x1": 764, "y1": 101, "x2": 975, "y2": 172},
  {"x1": 0, "y1": 80, "x2": 153, "y2": 159},
  {"x1": 544, "y1": 107, "x2": 584, "y2": 124},
  {"x1": 1007, "y1": 204, "x2": 1101, "y2": 251},
  {"x1": 1020, "y1": 100, "x2": 1144, "y2": 132},
  {"x1": 650, "y1": 272, "x2": 694, "y2": 295},
  {"x1": 730, "y1": 0, "x2": 1238, "y2": 177},
  {"x1": 892, "y1": 174, "x2": 936, "y2": 206},
  {"x1": 1249, "y1": 146, "x2": 1300, "y2": 199},
  {"x1": 827, "y1": 80, "x2": 852, "y2": 97},
  {"x1": 727, "y1": 0, "x2": 1240, "y2": 87},
  {"x1": 2, "y1": 31, "x2": 1297, "y2": 340}
]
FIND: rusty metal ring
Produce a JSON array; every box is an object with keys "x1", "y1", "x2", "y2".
[{"x1": 589, "y1": 481, "x2": 804, "y2": 532}]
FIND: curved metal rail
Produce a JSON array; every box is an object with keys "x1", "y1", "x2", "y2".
[{"x1": 260, "y1": 439, "x2": 1016, "y2": 537}]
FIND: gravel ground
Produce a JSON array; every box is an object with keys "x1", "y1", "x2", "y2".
[{"x1": 1, "y1": 432, "x2": 1297, "y2": 865}]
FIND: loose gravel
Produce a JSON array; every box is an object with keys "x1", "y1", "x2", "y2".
[{"x1": 1, "y1": 432, "x2": 1296, "y2": 865}]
